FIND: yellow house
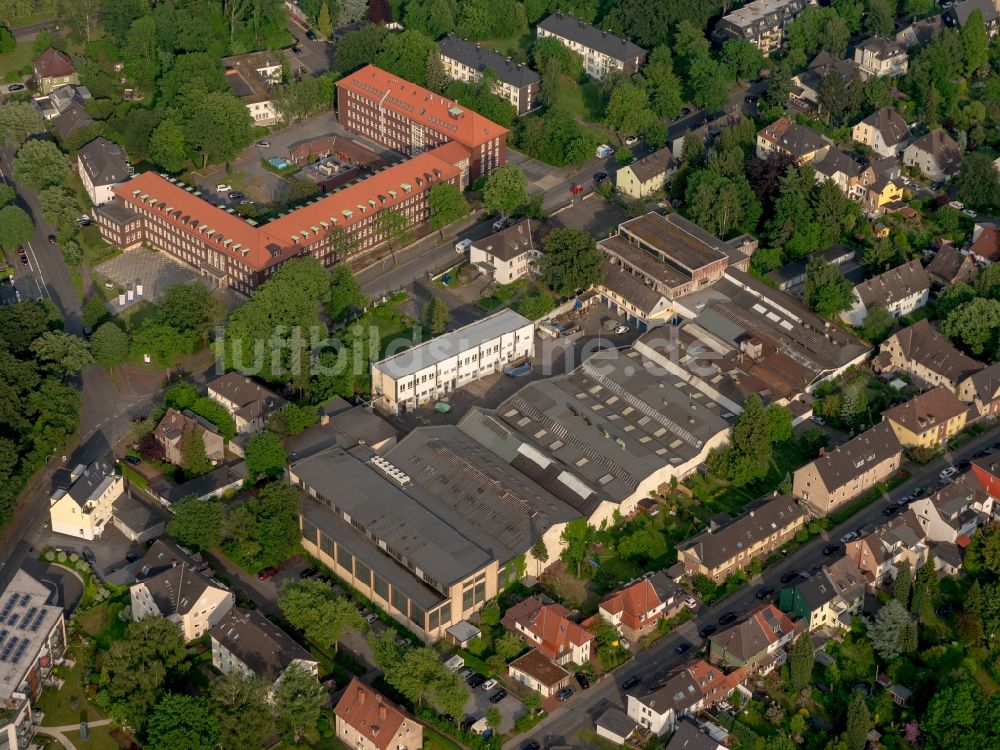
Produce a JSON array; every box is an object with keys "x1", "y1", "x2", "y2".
[
  {"x1": 34, "y1": 48, "x2": 79, "y2": 95},
  {"x1": 882, "y1": 386, "x2": 970, "y2": 449},
  {"x1": 49, "y1": 460, "x2": 123, "y2": 540},
  {"x1": 864, "y1": 179, "x2": 904, "y2": 216},
  {"x1": 616, "y1": 146, "x2": 676, "y2": 199}
]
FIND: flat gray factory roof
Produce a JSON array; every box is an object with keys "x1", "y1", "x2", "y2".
[{"x1": 371, "y1": 308, "x2": 531, "y2": 380}]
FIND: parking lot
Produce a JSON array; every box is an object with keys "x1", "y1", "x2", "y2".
[
  {"x1": 41, "y1": 524, "x2": 144, "y2": 587},
  {"x1": 460, "y1": 672, "x2": 526, "y2": 736}
]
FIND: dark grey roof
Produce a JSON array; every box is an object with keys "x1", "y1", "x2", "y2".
[
  {"x1": 209, "y1": 608, "x2": 315, "y2": 682},
  {"x1": 805, "y1": 423, "x2": 901, "y2": 492},
  {"x1": 596, "y1": 706, "x2": 638, "y2": 740},
  {"x1": 63, "y1": 459, "x2": 118, "y2": 508},
  {"x1": 598, "y1": 259, "x2": 671, "y2": 313},
  {"x1": 95, "y1": 199, "x2": 140, "y2": 225},
  {"x1": 856, "y1": 36, "x2": 905, "y2": 59},
  {"x1": 944, "y1": 0, "x2": 999, "y2": 28},
  {"x1": 77, "y1": 137, "x2": 129, "y2": 186},
  {"x1": 854, "y1": 259, "x2": 929, "y2": 308},
  {"x1": 717, "y1": 0, "x2": 807, "y2": 31},
  {"x1": 150, "y1": 460, "x2": 248, "y2": 505},
  {"x1": 285, "y1": 404, "x2": 397, "y2": 463},
  {"x1": 470, "y1": 218, "x2": 541, "y2": 263},
  {"x1": 140, "y1": 562, "x2": 219, "y2": 616},
  {"x1": 814, "y1": 149, "x2": 863, "y2": 179},
  {"x1": 51, "y1": 103, "x2": 94, "y2": 140},
  {"x1": 537, "y1": 12, "x2": 646, "y2": 61},
  {"x1": 111, "y1": 492, "x2": 166, "y2": 534},
  {"x1": 665, "y1": 720, "x2": 722, "y2": 750},
  {"x1": 625, "y1": 146, "x2": 676, "y2": 182},
  {"x1": 906, "y1": 129, "x2": 964, "y2": 174},
  {"x1": 858, "y1": 107, "x2": 910, "y2": 147},
  {"x1": 135, "y1": 539, "x2": 208, "y2": 581},
  {"x1": 758, "y1": 117, "x2": 828, "y2": 158},
  {"x1": 677, "y1": 495, "x2": 807, "y2": 569},
  {"x1": 439, "y1": 36, "x2": 540, "y2": 87},
  {"x1": 965, "y1": 362, "x2": 1000, "y2": 402}
]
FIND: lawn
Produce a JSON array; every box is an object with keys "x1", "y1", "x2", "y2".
[
  {"x1": 0, "y1": 41, "x2": 37, "y2": 80},
  {"x1": 423, "y1": 729, "x2": 463, "y2": 750},
  {"x1": 552, "y1": 75, "x2": 609, "y2": 126},
  {"x1": 35, "y1": 655, "x2": 104, "y2": 725},
  {"x1": 64, "y1": 725, "x2": 119, "y2": 750},
  {"x1": 480, "y1": 32, "x2": 534, "y2": 57}
]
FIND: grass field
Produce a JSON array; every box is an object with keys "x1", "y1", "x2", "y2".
[
  {"x1": 0, "y1": 42, "x2": 36, "y2": 80},
  {"x1": 63, "y1": 725, "x2": 119, "y2": 750},
  {"x1": 35, "y1": 657, "x2": 104, "y2": 725}
]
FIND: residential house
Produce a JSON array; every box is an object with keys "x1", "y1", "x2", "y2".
[
  {"x1": 664, "y1": 719, "x2": 726, "y2": 750},
  {"x1": 778, "y1": 556, "x2": 866, "y2": 630},
  {"x1": 507, "y1": 648, "x2": 572, "y2": 697},
  {"x1": 756, "y1": 117, "x2": 829, "y2": 164},
  {"x1": 31, "y1": 83, "x2": 90, "y2": 120},
  {"x1": 707, "y1": 604, "x2": 795, "y2": 673},
  {"x1": 210, "y1": 607, "x2": 318, "y2": 689},
  {"x1": 959, "y1": 362, "x2": 1000, "y2": 418},
  {"x1": 812, "y1": 149, "x2": 866, "y2": 201},
  {"x1": 970, "y1": 223, "x2": 1000, "y2": 264},
  {"x1": 853, "y1": 37, "x2": 908, "y2": 78},
  {"x1": 896, "y1": 15, "x2": 945, "y2": 47},
  {"x1": 502, "y1": 597, "x2": 595, "y2": 666},
  {"x1": 77, "y1": 137, "x2": 131, "y2": 206},
  {"x1": 626, "y1": 660, "x2": 745, "y2": 736},
  {"x1": 468, "y1": 219, "x2": 542, "y2": 285},
  {"x1": 926, "y1": 244, "x2": 977, "y2": 288},
  {"x1": 0, "y1": 570, "x2": 67, "y2": 750},
  {"x1": 536, "y1": 12, "x2": 647, "y2": 79},
  {"x1": 34, "y1": 48, "x2": 78, "y2": 94},
  {"x1": 889, "y1": 685, "x2": 912, "y2": 706},
  {"x1": 874, "y1": 319, "x2": 985, "y2": 390},
  {"x1": 844, "y1": 510, "x2": 927, "y2": 586},
  {"x1": 207, "y1": 372, "x2": 287, "y2": 436},
  {"x1": 616, "y1": 146, "x2": 677, "y2": 199},
  {"x1": 852, "y1": 107, "x2": 911, "y2": 158},
  {"x1": 902, "y1": 129, "x2": 964, "y2": 182},
  {"x1": 49, "y1": 459, "x2": 123, "y2": 540},
  {"x1": 943, "y1": 0, "x2": 1000, "y2": 37},
  {"x1": 791, "y1": 52, "x2": 861, "y2": 108},
  {"x1": 438, "y1": 36, "x2": 540, "y2": 115},
  {"x1": 370, "y1": 309, "x2": 534, "y2": 415},
  {"x1": 599, "y1": 572, "x2": 686, "y2": 641},
  {"x1": 110, "y1": 492, "x2": 166, "y2": 543},
  {"x1": 859, "y1": 168, "x2": 906, "y2": 216},
  {"x1": 129, "y1": 540, "x2": 234, "y2": 640},
  {"x1": 882, "y1": 386, "x2": 971, "y2": 449},
  {"x1": 668, "y1": 109, "x2": 744, "y2": 160},
  {"x1": 677, "y1": 495, "x2": 808, "y2": 582},
  {"x1": 910, "y1": 472, "x2": 993, "y2": 543},
  {"x1": 713, "y1": 0, "x2": 808, "y2": 54},
  {"x1": 766, "y1": 244, "x2": 857, "y2": 291},
  {"x1": 147, "y1": 460, "x2": 248, "y2": 507},
  {"x1": 840, "y1": 259, "x2": 930, "y2": 327},
  {"x1": 792, "y1": 423, "x2": 903, "y2": 517},
  {"x1": 222, "y1": 51, "x2": 284, "y2": 125},
  {"x1": 153, "y1": 407, "x2": 226, "y2": 466},
  {"x1": 334, "y1": 679, "x2": 423, "y2": 750},
  {"x1": 51, "y1": 103, "x2": 95, "y2": 141}
]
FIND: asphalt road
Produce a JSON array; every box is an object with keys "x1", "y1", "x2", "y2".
[{"x1": 505, "y1": 425, "x2": 1000, "y2": 749}]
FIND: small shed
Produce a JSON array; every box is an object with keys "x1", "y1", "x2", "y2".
[
  {"x1": 595, "y1": 705, "x2": 637, "y2": 745},
  {"x1": 888, "y1": 684, "x2": 911, "y2": 706},
  {"x1": 446, "y1": 620, "x2": 481, "y2": 649}
]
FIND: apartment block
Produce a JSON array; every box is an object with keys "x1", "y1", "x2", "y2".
[
  {"x1": 875, "y1": 319, "x2": 985, "y2": 391},
  {"x1": 77, "y1": 137, "x2": 132, "y2": 206},
  {"x1": 370, "y1": 308, "x2": 533, "y2": 415},
  {"x1": 0, "y1": 571, "x2": 67, "y2": 750},
  {"x1": 841, "y1": 258, "x2": 930, "y2": 327},
  {"x1": 882, "y1": 386, "x2": 971, "y2": 450},
  {"x1": 49, "y1": 459, "x2": 123, "y2": 540},
  {"x1": 536, "y1": 12, "x2": 647, "y2": 79},
  {"x1": 853, "y1": 37, "x2": 908, "y2": 78},
  {"x1": 336, "y1": 65, "x2": 508, "y2": 183},
  {"x1": 714, "y1": 0, "x2": 808, "y2": 54},
  {"x1": 438, "y1": 36, "x2": 540, "y2": 115},
  {"x1": 210, "y1": 607, "x2": 318, "y2": 689},
  {"x1": 468, "y1": 218, "x2": 541, "y2": 285}
]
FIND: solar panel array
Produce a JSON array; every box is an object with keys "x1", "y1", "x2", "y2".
[
  {"x1": 0, "y1": 593, "x2": 17, "y2": 621},
  {"x1": 29, "y1": 609, "x2": 47, "y2": 632},
  {"x1": 0, "y1": 636, "x2": 16, "y2": 662}
]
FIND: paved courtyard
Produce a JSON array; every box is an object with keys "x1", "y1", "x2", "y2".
[{"x1": 96, "y1": 247, "x2": 201, "y2": 302}]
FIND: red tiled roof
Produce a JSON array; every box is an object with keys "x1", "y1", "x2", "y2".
[
  {"x1": 334, "y1": 679, "x2": 416, "y2": 750},
  {"x1": 112, "y1": 149, "x2": 461, "y2": 272},
  {"x1": 971, "y1": 461, "x2": 1000, "y2": 499},
  {"x1": 35, "y1": 48, "x2": 75, "y2": 78},
  {"x1": 972, "y1": 225, "x2": 1000, "y2": 262},
  {"x1": 600, "y1": 579, "x2": 662, "y2": 628},
  {"x1": 337, "y1": 65, "x2": 508, "y2": 149}
]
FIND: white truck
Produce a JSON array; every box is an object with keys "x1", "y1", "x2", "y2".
[{"x1": 595, "y1": 143, "x2": 613, "y2": 158}]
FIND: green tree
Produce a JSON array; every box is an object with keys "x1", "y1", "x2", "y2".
[
  {"x1": 158, "y1": 282, "x2": 221, "y2": 338},
  {"x1": 494, "y1": 631, "x2": 525, "y2": 662},
  {"x1": 167, "y1": 495, "x2": 222, "y2": 550},
  {"x1": 245, "y1": 432, "x2": 287, "y2": 479},
  {"x1": 604, "y1": 82, "x2": 653, "y2": 135},
  {"x1": 482, "y1": 164, "x2": 529, "y2": 221},
  {"x1": 685, "y1": 170, "x2": 761, "y2": 238},
  {"x1": 456, "y1": 0, "x2": 527, "y2": 40},
  {"x1": 327, "y1": 264, "x2": 368, "y2": 321},
  {"x1": 145, "y1": 694, "x2": 219, "y2": 750},
  {"x1": 861, "y1": 306, "x2": 894, "y2": 343},
  {"x1": 724, "y1": 393, "x2": 773, "y2": 486},
  {"x1": 942, "y1": 297, "x2": 1000, "y2": 357},
  {"x1": 0, "y1": 101, "x2": 45, "y2": 147},
  {"x1": 804, "y1": 259, "x2": 854, "y2": 317},
  {"x1": 182, "y1": 91, "x2": 253, "y2": 168},
  {"x1": 90, "y1": 322, "x2": 130, "y2": 368},
  {"x1": 30, "y1": 331, "x2": 93, "y2": 376},
  {"x1": 721, "y1": 39, "x2": 765, "y2": 80},
  {"x1": 279, "y1": 579, "x2": 367, "y2": 653},
  {"x1": 869, "y1": 599, "x2": 912, "y2": 661},
  {"x1": 39, "y1": 186, "x2": 81, "y2": 240},
  {"x1": 688, "y1": 57, "x2": 730, "y2": 113},
  {"x1": 845, "y1": 690, "x2": 870, "y2": 750},
  {"x1": 317, "y1": 1, "x2": 334, "y2": 35},
  {"x1": 179, "y1": 426, "x2": 212, "y2": 477},
  {"x1": 375, "y1": 208, "x2": 411, "y2": 259},
  {"x1": 0, "y1": 204, "x2": 34, "y2": 250},
  {"x1": 101, "y1": 616, "x2": 188, "y2": 730},
  {"x1": 150, "y1": 120, "x2": 189, "y2": 173},
  {"x1": 405, "y1": 0, "x2": 457, "y2": 38},
  {"x1": 956, "y1": 151, "x2": 1000, "y2": 210},
  {"x1": 423, "y1": 297, "x2": 449, "y2": 336},
  {"x1": 485, "y1": 706, "x2": 502, "y2": 730},
  {"x1": 334, "y1": 24, "x2": 390, "y2": 75},
  {"x1": 266, "y1": 403, "x2": 320, "y2": 437},
  {"x1": 273, "y1": 662, "x2": 325, "y2": 743},
  {"x1": 531, "y1": 536, "x2": 549, "y2": 566},
  {"x1": 538, "y1": 228, "x2": 603, "y2": 296},
  {"x1": 373, "y1": 29, "x2": 438, "y2": 87},
  {"x1": 0, "y1": 184, "x2": 14, "y2": 207},
  {"x1": 960, "y1": 9, "x2": 989, "y2": 77},
  {"x1": 560, "y1": 518, "x2": 594, "y2": 577},
  {"x1": 789, "y1": 633, "x2": 813, "y2": 690},
  {"x1": 428, "y1": 181, "x2": 468, "y2": 238},
  {"x1": 12, "y1": 139, "x2": 70, "y2": 189},
  {"x1": 210, "y1": 671, "x2": 273, "y2": 750},
  {"x1": 894, "y1": 559, "x2": 912, "y2": 608},
  {"x1": 0, "y1": 25, "x2": 13, "y2": 53}
]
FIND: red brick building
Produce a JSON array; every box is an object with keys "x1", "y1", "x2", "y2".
[
  {"x1": 336, "y1": 65, "x2": 508, "y2": 185},
  {"x1": 95, "y1": 149, "x2": 461, "y2": 294}
]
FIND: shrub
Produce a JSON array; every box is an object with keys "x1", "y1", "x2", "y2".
[
  {"x1": 44, "y1": 550, "x2": 55, "y2": 561},
  {"x1": 56, "y1": 551, "x2": 67, "y2": 563}
]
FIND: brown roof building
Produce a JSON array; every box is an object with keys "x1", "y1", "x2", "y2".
[
  {"x1": 851, "y1": 107, "x2": 910, "y2": 158},
  {"x1": 875, "y1": 319, "x2": 985, "y2": 390},
  {"x1": 599, "y1": 572, "x2": 686, "y2": 641},
  {"x1": 210, "y1": 607, "x2": 317, "y2": 685},
  {"x1": 792, "y1": 422, "x2": 902, "y2": 517},
  {"x1": 34, "y1": 48, "x2": 78, "y2": 94},
  {"x1": 926, "y1": 244, "x2": 977, "y2": 287},
  {"x1": 502, "y1": 597, "x2": 595, "y2": 665},
  {"x1": 508, "y1": 648, "x2": 572, "y2": 697},
  {"x1": 207, "y1": 372, "x2": 287, "y2": 436},
  {"x1": 959, "y1": 362, "x2": 1000, "y2": 418},
  {"x1": 842, "y1": 258, "x2": 930, "y2": 327},
  {"x1": 153, "y1": 407, "x2": 226, "y2": 467},
  {"x1": 708, "y1": 604, "x2": 795, "y2": 673},
  {"x1": 616, "y1": 146, "x2": 678, "y2": 199},
  {"x1": 756, "y1": 117, "x2": 829, "y2": 164},
  {"x1": 970, "y1": 223, "x2": 1000, "y2": 264},
  {"x1": 883, "y1": 386, "x2": 971, "y2": 449},
  {"x1": 677, "y1": 495, "x2": 808, "y2": 582},
  {"x1": 902, "y1": 129, "x2": 964, "y2": 182},
  {"x1": 334, "y1": 679, "x2": 423, "y2": 750}
]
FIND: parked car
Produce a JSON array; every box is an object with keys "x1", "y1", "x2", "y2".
[
  {"x1": 459, "y1": 667, "x2": 474, "y2": 680},
  {"x1": 780, "y1": 571, "x2": 799, "y2": 583},
  {"x1": 460, "y1": 717, "x2": 477, "y2": 731},
  {"x1": 698, "y1": 625, "x2": 717, "y2": 638},
  {"x1": 674, "y1": 642, "x2": 691, "y2": 655},
  {"x1": 621, "y1": 675, "x2": 641, "y2": 690},
  {"x1": 624, "y1": 135, "x2": 639, "y2": 146},
  {"x1": 47, "y1": 235, "x2": 56, "y2": 243},
  {"x1": 614, "y1": 323, "x2": 629, "y2": 334},
  {"x1": 683, "y1": 595, "x2": 698, "y2": 609},
  {"x1": 756, "y1": 586, "x2": 775, "y2": 600},
  {"x1": 939, "y1": 466, "x2": 958, "y2": 479},
  {"x1": 810, "y1": 415, "x2": 826, "y2": 426},
  {"x1": 363, "y1": 612, "x2": 378, "y2": 624},
  {"x1": 840, "y1": 531, "x2": 858, "y2": 544},
  {"x1": 299, "y1": 567, "x2": 316, "y2": 579},
  {"x1": 8, "y1": 83, "x2": 24, "y2": 91},
  {"x1": 948, "y1": 200, "x2": 965, "y2": 210},
  {"x1": 522, "y1": 742, "x2": 541, "y2": 750},
  {"x1": 492, "y1": 219, "x2": 505, "y2": 231},
  {"x1": 593, "y1": 172, "x2": 608, "y2": 183},
  {"x1": 257, "y1": 566, "x2": 278, "y2": 580},
  {"x1": 823, "y1": 543, "x2": 842, "y2": 556},
  {"x1": 481, "y1": 679, "x2": 498, "y2": 692},
  {"x1": 305, "y1": 28, "x2": 318, "y2": 40},
  {"x1": 123, "y1": 455, "x2": 140, "y2": 465},
  {"x1": 229, "y1": 192, "x2": 243, "y2": 201},
  {"x1": 896, "y1": 495, "x2": 912, "y2": 506},
  {"x1": 575, "y1": 672, "x2": 590, "y2": 689},
  {"x1": 882, "y1": 505, "x2": 899, "y2": 516},
  {"x1": 216, "y1": 183, "x2": 232, "y2": 192},
  {"x1": 489, "y1": 689, "x2": 507, "y2": 704},
  {"x1": 964, "y1": 208, "x2": 977, "y2": 218},
  {"x1": 125, "y1": 551, "x2": 141, "y2": 563},
  {"x1": 718, "y1": 611, "x2": 738, "y2": 625},
  {"x1": 467, "y1": 674, "x2": 486, "y2": 688},
  {"x1": 744, "y1": 95, "x2": 758, "y2": 104},
  {"x1": 258, "y1": 140, "x2": 271, "y2": 148},
  {"x1": 291, "y1": 46, "x2": 302, "y2": 54},
  {"x1": 556, "y1": 687, "x2": 575, "y2": 701}
]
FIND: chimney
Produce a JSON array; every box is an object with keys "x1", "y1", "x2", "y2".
[
  {"x1": 357, "y1": 687, "x2": 365, "y2": 704},
  {"x1": 819, "y1": 447, "x2": 825, "y2": 457},
  {"x1": 379, "y1": 705, "x2": 387, "y2": 720}
]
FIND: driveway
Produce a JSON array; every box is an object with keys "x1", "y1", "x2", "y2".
[
  {"x1": 463, "y1": 679, "x2": 526, "y2": 736},
  {"x1": 40, "y1": 525, "x2": 143, "y2": 586}
]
